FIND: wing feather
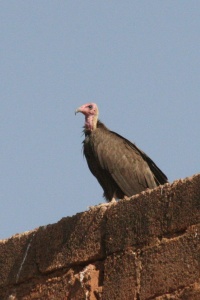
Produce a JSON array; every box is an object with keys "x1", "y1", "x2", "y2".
[
  {"x1": 92, "y1": 127, "x2": 160, "y2": 196},
  {"x1": 84, "y1": 121, "x2": 168, "y2": 199}
]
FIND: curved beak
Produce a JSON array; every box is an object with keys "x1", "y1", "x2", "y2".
[{"x1": 75, "y1": 107, "x2": 81, "y2": 115}]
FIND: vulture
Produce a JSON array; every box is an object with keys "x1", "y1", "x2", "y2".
[{"x1": 75, "y1": 103, "x2": 168, "y2": 202}]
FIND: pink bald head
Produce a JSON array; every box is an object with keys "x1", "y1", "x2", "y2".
[
  {"x1": 75, "y1": 103, "x2": 98, "y2": 117},
  {"x1": 75, "y1": 103, "x2": 99, "y2": 131}
]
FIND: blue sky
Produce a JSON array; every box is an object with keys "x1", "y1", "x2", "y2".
[{"x1": 0, "y1": 1, "x2": 199, "y2": 239}]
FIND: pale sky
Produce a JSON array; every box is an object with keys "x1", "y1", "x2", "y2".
[{"x1": 0, "y1": 1, "x2": 199, "y2": 239}]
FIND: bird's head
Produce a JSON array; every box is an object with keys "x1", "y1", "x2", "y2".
[{"x1": 75, "y1": 103, "x2": 99, "y2": 131}]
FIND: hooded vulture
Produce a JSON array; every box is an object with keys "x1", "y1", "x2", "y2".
[{"x1": 75, "y1": 103, "x2": 168, "y2": 202}]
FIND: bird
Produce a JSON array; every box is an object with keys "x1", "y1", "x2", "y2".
[{"x1": 75, "y1": 102, "x2": 168, "y2": 202}]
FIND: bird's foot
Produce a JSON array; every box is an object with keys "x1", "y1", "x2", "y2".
[
  {"x1": 110, "y1": 197, "x2": 117, "y2": 203},
  {"x1": 88, "y1": 203, "x2": 110, "y2": 210},
  {"x1": 123, "y1": 195, "x2": 130, "y2": 200},
  {"x1": 88, "y1": 199, "x2": 117, "y2": 210}
]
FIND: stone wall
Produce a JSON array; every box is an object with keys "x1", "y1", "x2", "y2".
[{"x1": 0, "y1": 174, "x2": 200, "y2": 299}]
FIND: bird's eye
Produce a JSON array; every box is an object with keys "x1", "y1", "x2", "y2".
[{"x1": 88, "y1": 105, "x2": 93, "y2": 109}]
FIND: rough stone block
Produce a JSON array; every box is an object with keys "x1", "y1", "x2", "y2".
[
  {"x1": 36, "y1": 206, "x2": 107, "y2": 273},
  {"x1": 102, "y1": 249, "x2": 138, "y2": 300},
  {"x1": 105, "y1": 174, "x2": 200, "y2": 254},
  {"x1": 1, "y1": 263, "x2": 103, "y2": 300},
  {"x1": 155, "y1": 281, "x2": 200, "y2": 300},
  {"x1": 140, "y1": 224, "x2": 200, "y2": 299},
  {"x1": 0, "y1": 230, "x2": 38, "y2": 287},
  {"x1": 0, "y1": 174, "x2": 199, "y2": 299}
]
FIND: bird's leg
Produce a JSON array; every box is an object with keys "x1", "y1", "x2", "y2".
[
  {"x1": 110, "y1": 192, "x2": 118, "y2": 202},
  {"x1": 88, "y1": 201, "x2": 114, "y2": 210},
  {"x1": 110, "y1": 197, "x2": 117, "y2": 203}
]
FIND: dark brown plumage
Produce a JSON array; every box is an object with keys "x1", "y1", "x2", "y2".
[{"x1": 76, "y1": 103, "x2": 168, "y2": 202}]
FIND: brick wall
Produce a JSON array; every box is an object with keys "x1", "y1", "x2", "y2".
[{"x1": 0, "y1": 174, "x2": 200, "y2": 299}]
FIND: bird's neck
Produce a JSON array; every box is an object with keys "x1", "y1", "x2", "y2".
[{"x1": 84, "y1": 115, "x2": 98, "y2": 132}]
